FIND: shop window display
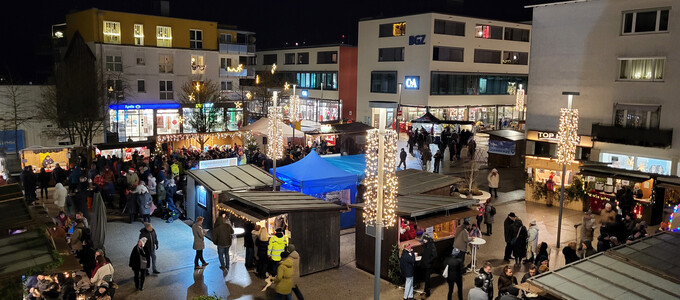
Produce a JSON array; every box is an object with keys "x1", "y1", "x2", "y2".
[
  {"x1": 156, "y1": 109, "x2": 181, "y2": 135},
  {"x1": 109, "y1": 109, "x2": 154, "y2": 142}
]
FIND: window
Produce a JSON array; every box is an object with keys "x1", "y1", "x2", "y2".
[
  {"x1": 191, "y1": 55, "x2": 205, "y2": 74},
  {"x1": 263, "y1": 54, "x2": 277, "y2": 65},
  {"x1": 106, "y1": 79, "x2": 123, "y2": 99},
  {"x1": 502, "y1": 51, "x2": 529, "y2": 65},
  {"x1": 474, "y1": 49, "x2": 501, "y2": 64},
  {"x1": 297, "y1": 52, "x2": 309, "y2": 64},
  {"x1": 137, "y1": 80, "x2": 145, "y2": 92},
  {"x1": 378, "y1": 47, "x2": 404, "y2": 62},
  {"x1": 317, "y1": 51, "x2": 338, "y2": 64},
  {"x1": 105, "y1": 55, "x2": 122, "y2": 72},
  {"x1": 504, "y1": 28, "x2": 530, "y2": 42},
  {"x1": 220, "y1": 58, "x2": 226, "y2": 69},
  {"x1": 379, "y1": 22, "x2": 406, "y2": 37},
  {"x1": 159, "y1": 54, "x2": 173, "y2": 73},
  {"x1": 156, "y1": 26, "x2": 172, "y2": 47},
  {"x1": 623, "y1": 9, "x2": 670, "y2": 34},
  {"x1": 220, "y1": 81, "x2": 233, "y2": 91},
  {"x1": 159, "y1": 80, "x2": 173, "y2": 100},
  {"x1": 136, "y1": 52, "x2": 145, "y2": 65},
  {"x1": 103, "y1": 21, "x2": 121, "y2": 44},
  {"x1": 190, "y1": 29, "x2": 203, "y2": 49},
  {"x1": 614, "y1": 104, "x2": 660, "y2": 129},
  {"x1": 618, "y1": 58, "x2": 665, "y2": 81},
  {"x1": 285, "y1": 53, "x2": 296, "y2": 65},
  {"x1": 227, "y1": 81, "x2": 233, "y2": 90},
  {"x1": 219, "y1": 33, "x2": 232, "y2": 43},
  {"x1": 295, "y1": 72, "x2": 338, "y2": 90},
  {"x1": 430, "y1": 72, "x2": 527, "y2": 96},
  {"x1": 475, "y1": 24, "x2": 503, "y2": 39},
  {"x1": 434, "y1": 19, "x2": 465, "y2": 36},
  {"x1": 433, "y1": 46, "x2": 464, "y2": 62},
  {"x1": 370, "y1": 71, "x2": 397, "y2": 93},
  {"x1": 134, "y1": 24, "x2": 144, "y2": 45}
]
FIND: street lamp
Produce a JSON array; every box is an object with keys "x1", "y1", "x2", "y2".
[
  {"x1": 556, "y1": 91, "x2": 580, "y2": 248},
  {"x1": 515, "y1": 84, "x2": 526, "y2": 121},
  {"x1": 288, "y1": 84, "x2": 301, "y2": 145},
  {"x1": 364, "y1": 108, "x2": 398, "y2": 300},
  {"x1": 268, "y1": 91, "x2": 284, "y2": 191}
]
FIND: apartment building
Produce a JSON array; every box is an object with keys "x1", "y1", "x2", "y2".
[
  {"x1": 356, "y1": 13, "x2": 531, "y2": 130},
  {"x1": 58, "y1": 8, "x2": 255, "y2": 142},
  {"x1": 526, "y1": 0, "x2": 678, "y2": 175},
  {"x1": 254, "y1": 45, "x2": 358, "y2": 122}
]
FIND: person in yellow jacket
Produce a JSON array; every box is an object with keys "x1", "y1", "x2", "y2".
[
  {"x1": 268, "y1": 228, "x2": 288, "y2": 276},
  {"x1": 273, "y1": 251, "x2": 294, "y2": 300}
]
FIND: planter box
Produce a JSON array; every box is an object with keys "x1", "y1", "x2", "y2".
[{"x1": 525, "y1": 183, "x2": 585, "y2": 211}]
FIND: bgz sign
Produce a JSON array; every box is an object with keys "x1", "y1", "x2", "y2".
[
  {"x1": 409, "y1": 35, "x2": 426, "y2": 45},
  {"x1": 404, "y1": 76, "x2": 420, "y2": 90}
]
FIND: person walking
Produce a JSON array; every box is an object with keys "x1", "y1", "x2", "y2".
[
  {"x1": 453, "y1": 221, "x2": 470, "y2": 255},
  {"x1": 483, "y1": 200, "x2": 496, "y2": 235},
  {"x1": 420, "y1": 234, "x2": 437, "y2": 297},
  {"x1": 137, "y1": 185, "x2": 152, "y2": 223},
  {"x1": 287, "y1": 244, "x2": 304, "y2": 300},
  {"x1": 129, "y1": 238, "x2": 150, "y2": 291},
  {"x1": 399, "y1": 243, "x2": 416, "y2": 300},
  {"x1": 478, "y1": 262, "x2": 494, "y2": 300},
  {"x1": 443, "y1": 248, "x2": 464, "y2": 300},
  {"x1": 20, "y1": 166, "x2": 37, "y2": 204},
  {"x1": 421, "y1": 147, "x2": 432, "y2": 172},
  {"x1": 581, "y1": 210, "x2": 596, "y2": 242},
  {"x1": 433, "y1": 150, "x2": 443, "y2": 173},
  {"x1": 268, "y1": 228, "x2": 289, "y2": 276},
  {"x1": 39, "y1": 168, "x2": 50, "y2": 199},
  {"x1": 139, "y1": 223, "x2": 160, "y2": 274},
  {"x1": 503, "y1": 213, "x2": 517, "y2": 261},
  {"x1": 512, "y1": 219, "x2": 527, "y2": 264},
  {"x1": 273, "y1": 251, "x2": 294, "y2": 300},
  {"x1": 255, "y1": 225, "x2": 270, "y2": 278},
  {"x1": 468, "y1": 276, "x2": 488, "y2": 300},
  {"x1": 398, "y1": 148, "x2": 408, "y2": 170},
  {"x1": 192, "y1": 216, "x2": 209, "y2": 269},
  {"x1": 487, "y1": 169, "x2": 499, "y2": 198},
  {"x1": 244, "y1": 221, "x2": 256, "y2": 269},
  {"x1": 212, "y1": 214, "x2": 234, "y2": 271},
  {"x1": 526, "y1": 220, "x2": 539, "y2": 262}
]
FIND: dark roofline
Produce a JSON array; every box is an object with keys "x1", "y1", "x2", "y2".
[
  {"x1": 358, "y1": 11, "x2": 532, "y2": 26},
  {"x1": 258, "y1": 43, "x2": 356, "y2": 52}
]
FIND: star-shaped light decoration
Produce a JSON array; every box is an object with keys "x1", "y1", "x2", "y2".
[
  {"x1": 235, "y1": 101, "x2": 242, "y2": 108},
  {"x1": 188, "y1": 93, "x2": 196, "y2": 101},
  {"x1": 284, "y1": 82, "x2": 290, "y2": 90}
]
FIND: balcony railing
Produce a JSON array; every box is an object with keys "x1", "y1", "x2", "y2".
[
  {"x1": 219, "y1": 66, "x2": 255, "y2": 77},
  {"x1": 219, "y1": 43, "x2": 256, "y2": 54},
  {"x1": 591, "y1": 123, "x2": 673, "y2": 148}
]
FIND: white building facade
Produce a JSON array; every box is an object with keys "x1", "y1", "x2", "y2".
[
  {"x1": 527, "y1": 0, "x2": 678, "y2": 175},
  {"x1": 356, "y1": 13, "x2": 531, "y2": 130}
]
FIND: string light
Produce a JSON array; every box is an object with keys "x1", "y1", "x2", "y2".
[
  {"x1": 556, "y1": 108, "x2": 579, "y2": 165},
  {"x1": 226, "y1": 64, "x2": 244, "y2": 73},
  {"x1": 515, "y1": 84, "x2": 525, "y2": 111},
  {"x1": 235, "y1": 101, "x2": 242, "y2": 108},
  {"x1": 362, "y1": 129, "x2": 398, "y2": 228},
  {"x1": 267, "y1": 92, "x2": 284, "y2": 160},
  {"x1": 668, "y1": 204, "x2": 679, "y2": 232},
  {"x1": 156, "y1": 132, "x2": 243, "y2": 149},
  {"x1": 271, "y1": 63, "x2": 277, "y2": 74},
  {"x1": 288, "y1": 95, "x2": 301, "y2": 122},
  {"x1": 217, "y1": 205, "x2": 256, "y2": 222}
]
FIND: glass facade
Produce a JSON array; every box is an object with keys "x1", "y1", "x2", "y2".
[
  {"x1": 225, "y1": 108, "x2": 243, "y2": 131},
  {"x1": 431, "y1": 72, "x2": 528, "y2": 96},
  {"x1": 600, "y1": 152, "x2": 671, "y2": 175},
  {"x1": 156, "y1": 109, "x2": 181, "y2": 135},
  {"x1": 400, "y1": 105, "x2": 521, "y2": 130},
  {"x1": 181, "y1": 107, "x2": 225, "y2": 133},
  {"x1": 109, "y1": 109, "x2": 154, "y2": 142}
]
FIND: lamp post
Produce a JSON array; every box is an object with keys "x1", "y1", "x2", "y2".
[
  {"x1": 397, "y1": 83, "x2": 403, "y2": 139},
  {"x1": 364, "y1": 108, "x2": 398, "y2": 300},
  {"x1": 515, "y1": 84, "x2": 525, "y2": 123},
  {"x1": 288, "y1": 84, "x2": 300, "y2": 145},
  {"x1": 556, "y1": 91, "x2": 580, "y2": 248},
  {"x1": 268, "y1": 91, "x2": 284, "y2": 191}
]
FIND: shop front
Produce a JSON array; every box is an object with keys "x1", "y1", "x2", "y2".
[
  {"x1": 20, "y1": 146, "x2": 73, "y2": 173},
  {"x1": 399, "y1": 104, "x2": 523, "y2": 133},
  {"x1": 95, "y1": 141, "x2": 154, "y2": 162}
]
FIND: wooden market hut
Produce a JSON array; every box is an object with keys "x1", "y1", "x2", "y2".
[
  {"x1": 185, "y1": 164, "x2": 281, "y2": 230},
  {"x1": 219, "y1": 191, "x2": 342, "y2": 276},
  {"x1": 396, "y1": 169, "x2": 463, "y2": 196},
  {"x1": 485, "y1": 129, "x2": 526, "y2": 168}
]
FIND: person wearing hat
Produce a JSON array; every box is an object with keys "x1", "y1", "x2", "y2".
[
  {"x1": 93, "y1": 282, "x2": 111, "y2": 300},
  {"x1": 399, "y1": 243, "x2": 416, "y2": 300},
  {"x1": 526, "y1": 220, "x2": 539, "y2": 263},
  {"x1": 272, "y1": 251, "x2": 294, "y2": 300},
  {"x1": 129, "y1": 237, "x2": 150, "y2": 291},
  {"x1": 503, "y1": 213, "x2": 517, "y2": 261},
  {"x1": 268, "y1": 227, "x2": 289, "y2": 276},
  {"x1": 287, "y1": 244, "x2": 304, "y2": 299},
  {"x1": 443, "y1": 248, "x2": 465, "y2": 300},
  {"x1": 581, "y1": 210, "x2": 596, "y2": 242}
]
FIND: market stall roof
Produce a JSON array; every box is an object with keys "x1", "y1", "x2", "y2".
[
  {"x1": 0, "y1": 183, "x2": 24, "y2": 202},
  {"x1": 306, "y1": 122, "x2": 374, "y2": 135},
  {"x1": 187, "y1": 164, "x2": 280, "y2": 192},
  {"x1": 96, "y1": 140, "x2": 154, "y2": 150},
  {"x1": 241, "y1": 117, "x2": 304, "y2": 138},
  {"x1": 323, "y1": 154, "x2": 367, "y2": 181},
  {"x1": 0, "y1": 184, "x2": 34, "y2": 234},
  {"x1": 20, "y1": 145, "x2": 73, "y2": 153},
  {"x1": 411, "y1": 112, "x2": 441, "y2": 123},
  {"x1": 396, "y1": 169, "x2": 463, "y2": 195},
  {"x1": 274, "y1": 151, "x2": 357, "y2": 188},
  {"x1": 0, "y1": 230, "x2": 57, "y2": 280},
  {"x1": 579, "y1": 165, "x2": 652, "y2": 182},
  {"x1": 353, "y1": 195, "x2": 477, "y2": 217},
  {"x1": 224, "y1": 191, "x2": 343, "y2": 215},
  {"x1": 485, "y1": 129, "x2": 526, "y2": 142},
  {"x1": 526, "y1": 232, "x2": 680, "y2": 300},
  {"x1": 655, "y1": 176, "x2": 680, "y2": 189}
]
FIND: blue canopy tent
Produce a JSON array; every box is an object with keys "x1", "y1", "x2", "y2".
[
  {"x1": 273, "y1": 151, "x2": 358, "y2": 228},
  {"x1": 323, "y1": 154, "x2": 366, "y2": 181}
]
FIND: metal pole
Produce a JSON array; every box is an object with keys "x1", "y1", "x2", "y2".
[
  {"x1": 373, "y1": 109, "x2": 387, "y2": 300},
  {"x1": 556, "y1": 163, "x2": 566, "y2": 248},
  {"x1": 273, "y1": 92, "x2": 278, "y2": 191}
]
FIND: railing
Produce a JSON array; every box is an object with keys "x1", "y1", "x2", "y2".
[
  {"x1": 218, "y1": 43, "x2": 256, "y2": 54},
  {"x1": 219, "y1": 66, "x2": 255, "y2": 77},
  {"x1": 591, "y1": 123, "x2": 673, "y2": 148}
]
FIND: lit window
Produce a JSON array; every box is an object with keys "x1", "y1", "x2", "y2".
[
  {"x1": 475, "y1": 24, "x2": 503, "y2": 40},
  {"x1": 134, "y1": 24, "x2": 144, "y2": 46},
  {"x1": 105, "y1": 55, "x2": 122, "y2": 72},
  {"x1": 190, "y1": 29, "x2": 203, "y2": 49},
  {"x1": 618, "y1": 58, "x2": 665, "y2": 81},
  {"x1": 502, "y1": 51, "x2": 528, "y2": 65},
  {"x1": 622, "y1": 9, "x2": 670, "y2": 34},
  {"x1": 379, "y1": 22, "x2": 406, "y2": 37},
  {"x1": 159, "y1": 54, "x2": 173, "y2": 73},
  {"x1": 393, "y1": 22, "x2": 406, "y2": 36},
  {"x1": 159, "y1": 80, "x2": 173, "y2": 100},
  {"x1": 103, "y1": 21, "x2": 121, "y2": 44},
  {"x1": 191, "y1": 55, "x2": 205, "y2": 74},
  {"x1": 156, "y1": 26, "x2": 172, "y2": 47}
]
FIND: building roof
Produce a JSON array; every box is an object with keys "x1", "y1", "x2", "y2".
[
  {"x1": 352, "y1": 194, "x2": 476, "y2": 217},
  {"x1": 485, "y1": 130, "x2": 526, "y2": 142},
  {"x1": 0, "y1": 184, "x2": 35, "y2": 235},
  {"x1": 396, "y1": 169, "x2": 462, "y2": 195},
  {"x1": 187, "y1": 164, "x2": 280, "y2": 192},
  {"x1": 525, "y1": 0, "x2": 587, "y2": 9},
  {"x1": 224, "y1": 191, "x2": 343, "y2": 215},
  {"x1": 527, "y1": 232, "x2": 680, "y2": 300}
]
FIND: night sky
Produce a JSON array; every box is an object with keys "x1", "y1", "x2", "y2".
[{"x1": 0, "y1": 0, "x2": 553, "y2": 84}]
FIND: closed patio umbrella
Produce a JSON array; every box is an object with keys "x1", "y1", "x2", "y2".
[{"x1": 90, "y1": 192, "x2": 107, "y2": 250}]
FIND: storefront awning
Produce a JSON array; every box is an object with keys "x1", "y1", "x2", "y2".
[
  {"x1": 579, "y1": 165, "x2": 651, "y2": 183},
  {"x1": 397, "y1": 169, "x2": 463, "y2": 195},
  {"x1": 412, "y1": 208, "x2": 479, "y2": 229},
  {"x1": 224, "y1": 191, "x2": 343, "y2": 215},
  {"x1": 527, "y1": 232, "x2": 680, "y2": 300},
  {"x1": 187, "y1": 164, "x2": 280, "y2": 193}
]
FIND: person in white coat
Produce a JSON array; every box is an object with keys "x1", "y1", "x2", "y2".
[
  {"x1": 53, "y1": 182, "x2": 68, "y2": 212},
  {"x1": 487, "y1": 169, "x2": 499, "y2": 198},
  {"x1": 526, "y1": 220, "x2": 539, "y2": 262}
]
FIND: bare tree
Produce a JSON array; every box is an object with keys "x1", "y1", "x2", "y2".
[
  {"x1": 0, "y1": 79, "x2": 32, "y2": 152},
  {"x1": 178, "y1": 77, "x2": 225, "y2": 151}
]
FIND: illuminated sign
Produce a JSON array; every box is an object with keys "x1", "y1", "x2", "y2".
[
  {"x1": 320, "y1": 124, "x2": 333, "y2": 133},
  {"x1": 537, "y1": 131, "x2": 581, "y2": 144},
  {"x1": 404, "y1": 76, "x2": 420, "y2": 90},
  {"x1": 301, "y1": 90, "x2": 309, "y2": 98},
  {"x1": 109, "y1": 103, "x2": 180, "y2": 110},
  {"x1": 408, "y1": 34, "x2": 426, "y2": 45},
  {"x1": 198, "y1": 157, "x2": 238, "y2": 169},
  {"x1": 195, "y1": 103, "x2": 214, "y2": 108}
]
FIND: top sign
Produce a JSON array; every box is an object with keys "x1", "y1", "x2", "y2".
[
  {"x1": 404, "y1": 76, "x2": 420, "y2": 90},
  {"x1": 409, "y1": 35, "x2": 426, "y2": 45}
]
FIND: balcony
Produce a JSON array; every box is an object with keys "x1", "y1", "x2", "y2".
[
  {"x1": 591, "y1": 123, "x2": 673, "y2": 148},
  {"x1": 219, "y1": 43, "x2": 256, "y2": 55},
  {"x1": 219, "y1": 65, "x2": 255, "y2": 78}
]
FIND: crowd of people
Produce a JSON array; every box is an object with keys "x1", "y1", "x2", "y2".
[{"x1": 405, "y1": 126, "x2": 478, "y2": 173}]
